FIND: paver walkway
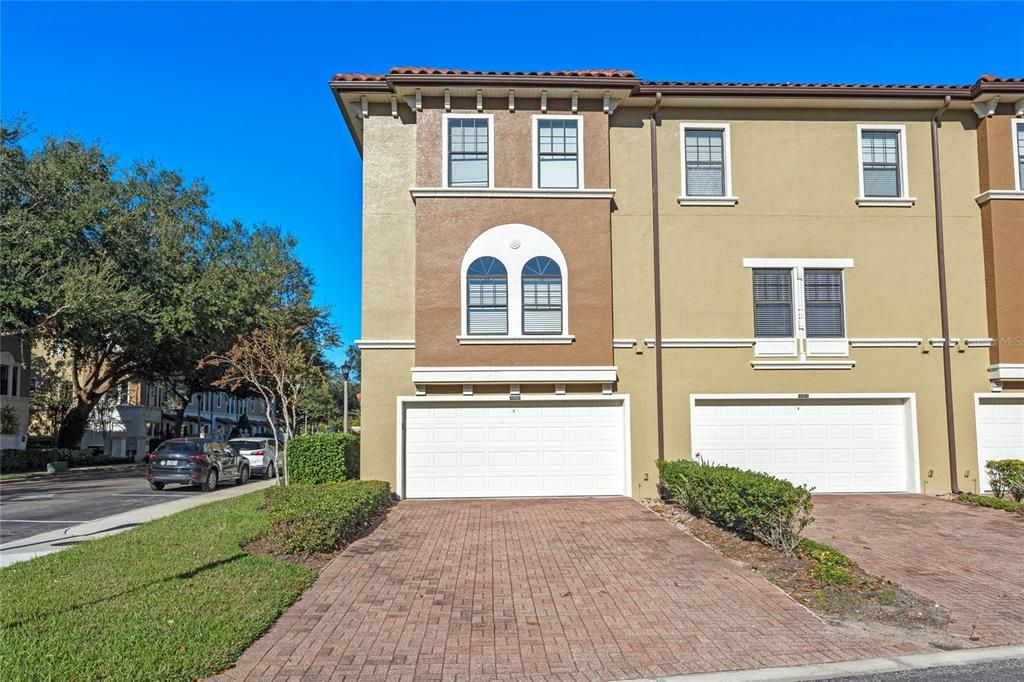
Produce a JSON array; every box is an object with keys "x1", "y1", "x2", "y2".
[
  {"x1": 218, "y1": 498, "x2": 924, "y2": 681},
  {"x1": 808, "y1": 494, "x2": 1024, "y2": 647}
]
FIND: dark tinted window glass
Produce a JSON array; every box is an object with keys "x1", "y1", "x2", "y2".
[{"x1": 155, "y1": 442, "x2": 200, "y2": 455}]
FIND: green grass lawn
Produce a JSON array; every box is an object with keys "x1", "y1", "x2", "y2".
[{"x1": 0, "y1": 490, "x2": 315, "y2": 681}]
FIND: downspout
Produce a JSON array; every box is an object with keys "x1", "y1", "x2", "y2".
[
  {"x1": 650, "y1": 92, "x2": 665, "y2": 461},
  {"x1": 930, "y1": 95, "x2": 960, "y2": 494}
]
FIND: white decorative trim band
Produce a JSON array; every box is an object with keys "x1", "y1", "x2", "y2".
[
  {"x1": 457, "y1": 335, "x2": 575, "y2": 345},
  {"x1": 742, "y1": 257, "x2": 855, "y2": 269},
  {"x1": 411, "y1": 366, "x2": 618, "y2": 385},
  {"x1": 644, "y1": 338, "x2": 755, "y2": 348},
  {"x1": 354, "y1": 339, "x2": 415, "y2": 349},
  {"x1": 975, "y1": 189, "x2": 1024, "y2": 205},
  {"x1": 856, "y1": 197, "x2": 916, "y2": 207},
  {"x1": 613, "y1": 338, "x2": 637, "y2": 349},
  {"x1": 988, "y1": 364, "x2": 1024, "y2": 381},
  {"x1": 677, "y1": 196, "x2": 739, "y2": 207},
  {"x1": 965, "y1": 338, "x2": 995, "y2": 348},
  {"x1": 751, "y1": 360, "x2": 856, "y2": 370},
  {"x1": 409, "y1": 187, "x2": 616, "y2": 200},
  {"x1": 849, "y1": 338, "x2": 923, "y2": 348},
  {"x1": 928, "y1": 337, "x2": 961, "y2": 347}
]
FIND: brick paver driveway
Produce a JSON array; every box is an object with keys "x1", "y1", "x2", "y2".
[
  {"x1": 218, "y1": 498, "x2": 925, "y2": 681},
  {"x1": 808, "y1": 494, "x2": 1024, "y2": 647}
]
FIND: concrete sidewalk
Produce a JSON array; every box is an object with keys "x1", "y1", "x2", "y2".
[{"x1": 0, "y1": 478, "x2": 275, "y2": 567}]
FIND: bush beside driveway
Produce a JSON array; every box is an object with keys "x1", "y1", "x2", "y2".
[{"x1": 807, "y1": 494, "x2": 1024, "y2": 647}]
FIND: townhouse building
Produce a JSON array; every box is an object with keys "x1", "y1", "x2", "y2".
[
  {"x1": 0, "y1": 335, "x2": 32, "y2": 450},
  {"x1": 331, "y1": 68, "x2": 1024, "y2": 499}
]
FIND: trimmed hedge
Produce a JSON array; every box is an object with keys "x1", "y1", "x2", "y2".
[
  {"x1": 286, "y1": 432, "x2": 359, "y2": 484},
  {"x1": 263, "y1": 480, "x2": 391, "y2": 554},
  {"x1": 658, "y1": 459, "x2": 814, "y2": 555},
  {"x1": 985, "y1": 459, "x2": 1024, "y2": 502},
  {"x1": 0, "y1": 448, "x2": 114, "y2": 474}
]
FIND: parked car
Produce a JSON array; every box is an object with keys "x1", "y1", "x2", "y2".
[
  {"x1": 146, "y1": 437, "x2": 250, "y2": 492},
  {"x1": 229, "y1": 437, "x2": 278, "y2": 479}
]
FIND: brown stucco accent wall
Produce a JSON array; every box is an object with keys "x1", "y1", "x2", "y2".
[
  {"x1": 414, "y1": 197, "x2": 614, "y2": 367},
  {"x1": 977, "y1": 107, "x2": 1024, "y2": 365}
]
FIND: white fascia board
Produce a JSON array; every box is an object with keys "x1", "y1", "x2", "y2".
[
  {"x1": 644, "y1": 338, "x2": 756, "y2": 348},
  {"x1": 411, "y1": 366, "x2": 618, "y2": 385},
  {"x1": 612, "y1": 338, "x2": 637, "y2": 348},
  {"x1": 742, "y1": 258, "x2": 855, "y2": 269},
  {"x1": 456, "y1": 335, "x2": 575, "y2": 345},
  {"x1": 409, "y1": 187, "x2": 615, "y2": 200},
  {"x1": 928, "y1": 337, "x2": 961, "y2": 347},
  {"x1": 988, "y1": 364, "x2": 1024, "y2": 381},
  {"x1": 355, "y1": 339, "x2": 415, "y2": 349},
  {"x1": 964, "y1": 337, "x2": 994, "y2": 348},
  {"x1": 751, "y1": 360, "x2": 856, "y2": 370},
  {"x1": 975, "y1": 189, "x2": 1024, "y2": 204}
]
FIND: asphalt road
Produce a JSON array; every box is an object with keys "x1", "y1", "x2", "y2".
[
  {"x1": 0, "y1": 467, "x2": 221, "y2": 544},
  {"x1": 834, "y1": 657, "x2": 1024, "y2": 681}
]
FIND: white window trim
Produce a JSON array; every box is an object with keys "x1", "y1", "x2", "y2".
[
  {"x1": 744, "y1": 258, "x2": 852, "y2": 359},
  {"x1": 531, "y1": 114, "x2": 585, "y2": 190},
  {"x1": 1014, "y1": 118, "x2": 1024, "y2": 192},
  {"x1": 442, "y1": 113, "x2": 495, "y2": 189},
  {"x1": 856, "y1": 124, "x2": 915, "y2": 207},
  {"x1": 460, "y1": 223, "x2": 570, "y2": 341},
  {"x1": 678, "y1": 122, "x2": 737, "y2": 206}
]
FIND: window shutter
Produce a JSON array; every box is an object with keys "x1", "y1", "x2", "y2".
[
  {"x1": 861, "y1": 131, "x2": 901, "y2": 197},
  {"x1": 753, "y1": 269, "x2": 793, "y2": 337},
  {"x1": 804, "y1": 269, "x2": 844, "y2": 338},
  {"x1": 685, "y1": 129, "x2": 725, "y2": 196}
]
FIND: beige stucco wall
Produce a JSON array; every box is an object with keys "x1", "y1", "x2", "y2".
[
  {"x1": 610, "y1": 106, "x2": 993, "y2": 495},
  {"x1": 358, "y1": 348, "x2": 413, "y2": 487}
]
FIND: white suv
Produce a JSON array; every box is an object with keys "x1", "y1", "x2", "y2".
[{"x1": 229, "y1": 438, "x2": 279, "y2": 479}]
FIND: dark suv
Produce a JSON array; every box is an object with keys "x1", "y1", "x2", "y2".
[{"x1": 146, "y1": 438, "x2": 250, "y2": 492}]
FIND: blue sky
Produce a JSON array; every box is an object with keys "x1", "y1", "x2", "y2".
[{"x1": 3, "y1": 1, "x2": 1022, "y2": 365}]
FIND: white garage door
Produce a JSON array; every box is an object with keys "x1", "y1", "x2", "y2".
[
  {"x1": 403, "y1": 401, "x2": 628, "y2": 498},
  {"x1": 976, "y1": 396, "x2": 1024, "y2": 492},
  {"x1": 692, "y1": 397, "x2": 914, "y2": 493}
]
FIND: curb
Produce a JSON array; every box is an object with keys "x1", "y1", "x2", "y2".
[
  {"x1": 0, "y1": 478, "x2": 276, "y2": 568},
  {"x1": 621, "y1": 644, "x2": 1024, "y2": 681}
]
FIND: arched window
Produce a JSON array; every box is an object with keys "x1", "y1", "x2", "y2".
[
  {"x1": 466, "y1": 256, "x2": 508, "y2": 335},
  {"x1": 522, "y1": 256, "x2": 563, "y2": 334}
]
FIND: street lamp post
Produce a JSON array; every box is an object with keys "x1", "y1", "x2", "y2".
[{"x1": 341, "y1": 362, "x2": 352, "y2": 434}]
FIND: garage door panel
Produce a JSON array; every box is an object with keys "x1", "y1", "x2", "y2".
[
  {"x1": 405, "y1": 401, "x2": 627, "y2": 498},
  {"x1": 976, "y1": 397, "x2": 1024, "y2": 491},
  {"x1": 693, "y1": 398, "x2": 912, "y2": 493}
]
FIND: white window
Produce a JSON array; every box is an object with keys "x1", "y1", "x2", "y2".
[
  {"x1": 466, "y1": 257, "x2": 508, "y2": 335},
  {"x1": 533, "y1": 116, "x2": 583, "y2": 189},
  {"x1": 443, "y1": 114, "x2": 493, "y2": 188},
  {"x1": 1014, "y1": 120, "x2": 1024, "y2": 191},
  {"x1": 459, "y1": 223, "x2": 571, "y2": 342},
  {"x1": 745, "y1": 258, "x2": 853, "y2": 358},
  {"x1": 857, "y1": 125, "x2": 913, "y2": 206},
  {"x1": 679, "y1": 123, "x2": 736, "y2": 205}
]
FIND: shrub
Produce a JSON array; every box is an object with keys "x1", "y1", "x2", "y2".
[
  {"x1": 957, "y1": 491, "x2": 1022, "y2": 513},
  {"x1": 658, "y1": 459, "x2": 814, "y2": 555},
  {"x1": 0, "y1": 448, "x2": 104, "y2": 473},
  {"x1": 286, "y1": 432, "x2": 360, "y2": 484},
  {"x1": 985, "y1": 459, "x2": 1024, "y2": 502},
  {"x1": 263, "y1": 480, "x2": 391, "y2": 554}
]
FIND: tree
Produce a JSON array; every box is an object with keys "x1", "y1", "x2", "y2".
[
  {"x1": 28, "y1": 354, "x2": 76, "y2": 445},
  {"x1": 205, "y1": 309, "x2": 329, "y2": 485}
]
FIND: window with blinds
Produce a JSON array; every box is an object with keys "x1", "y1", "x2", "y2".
[
  {"x1": 448, "y1": 118, "x2": 489, "y2": 187},
  {"x1": 753, "y1": 269, "x2": 794, "y2": 337},
  {"x1": 522, "y1": 256, "x2": 562, "y2": 334},
  {"x1": 1016, "y1": 122, "x2": 1024, "y2": 189},
  {"x1": 804, "y1": 269, "x2": 844, "y2": 338},
  {"x1": 537, "y1": 119, "x2": 579, "y2": 188},
  {"x1": 466, "y1": 256, "x2": 508, "y2": 335},
  {"x1": 861, "y1": 130, "x2": 901, "y2": 197},
  {"x1": 685, "y1": 129, "x2": 726, "y2": 196}
]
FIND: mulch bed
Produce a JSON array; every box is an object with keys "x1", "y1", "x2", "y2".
[{"x1": 647, "y1": 501, "x2": 950, "y2": 634}]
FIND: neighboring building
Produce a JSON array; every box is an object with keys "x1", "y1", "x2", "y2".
[
  {"x1": 331, "y1": 68, "x2": 1024, "y2": 499},
  {"x1": 80, "y1": 381, "x2": 273, "y2": 460},
  {"x1": 0, "y1": 335, "x2": 32, "y2": 450}
]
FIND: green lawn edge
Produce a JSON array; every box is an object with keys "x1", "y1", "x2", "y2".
[{"x1": 0, "y1": 489, "x2": 316, "y2": 682}]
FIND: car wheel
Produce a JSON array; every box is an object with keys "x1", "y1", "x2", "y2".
[
  {"x1": 264, "y1": 462, "x2": 276, "y2": 480},
  {"x1": 202, "y1": 469, "x2": 219, "y2": 492},
  {"x1": 235, "y1": 465, "x2": 249, "y2": 486},
  {"x1": 149, "y1": 481, "x2": 165, "y2": 491}
]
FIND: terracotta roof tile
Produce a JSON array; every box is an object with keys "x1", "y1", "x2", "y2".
[
  {"x1": 386, "y1": 67, "x2": 636, "y2": 78},
  {"x1": 330, "y1": 73, "x2": 387, "y2": 82}
]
